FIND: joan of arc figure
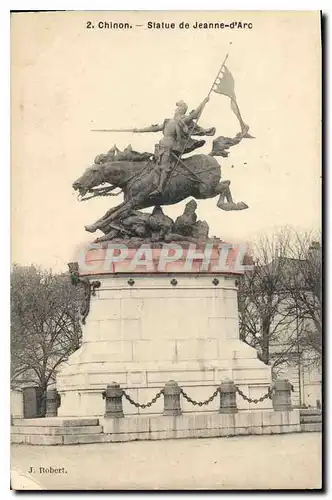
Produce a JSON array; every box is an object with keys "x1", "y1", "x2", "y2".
[{"x1": 133, "y1": 97, "x2": 213, "y2": 196}]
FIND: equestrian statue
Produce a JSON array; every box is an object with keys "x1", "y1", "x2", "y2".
[{"x1": 72, "y1": 55, "x2": 254, "y2": 243}]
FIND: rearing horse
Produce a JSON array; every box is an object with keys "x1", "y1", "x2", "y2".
[{"x1": 72, "y1": 154, "x2": 248, "y2": 234}]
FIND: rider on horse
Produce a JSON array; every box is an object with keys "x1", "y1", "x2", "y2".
[{"x1": 133, "y1": 96, "x2": 213, "y2": 196}]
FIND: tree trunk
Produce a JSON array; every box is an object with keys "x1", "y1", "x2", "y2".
[{"x1": 261, "y1": 318, "x2": 270, "y2": 365}]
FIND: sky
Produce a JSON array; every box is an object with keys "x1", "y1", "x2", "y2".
[{"x1": 11, "y1": 11, "x2": 321, "y2": 271}]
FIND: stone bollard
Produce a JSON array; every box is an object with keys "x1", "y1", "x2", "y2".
[
  {"x1": 163, "y1": 380, "x2": 182, "y2": 416},
  {"x1": 11, "y1": 389, "x2": 24, "y2": 419},
  {"x1": 219, "y1": 379, "x2": 238, "y2": 414},
  {"x1": 102, "y1": 382, "x2": 124, "y2": 418},
  {"x1": 45, "y1": 388, "x2": 61, "y2": 417},
  {"x1": 272, "y1": 379, "x2": 293, "y2": 411}
]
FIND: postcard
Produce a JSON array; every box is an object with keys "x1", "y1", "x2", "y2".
[{"x1": 11, "y1": 10, "x2": 322, "y2": 490}]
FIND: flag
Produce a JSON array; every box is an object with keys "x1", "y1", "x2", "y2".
[{"x1": 213, "y1": 66, "x2": 253, "y2": 138}]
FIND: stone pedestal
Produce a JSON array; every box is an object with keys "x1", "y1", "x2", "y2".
[{"x1": 57, "y1": 262, "x2": 272, "y2": 416}]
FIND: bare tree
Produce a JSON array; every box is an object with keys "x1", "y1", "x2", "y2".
[
  {"x1": 282, "y1": 236, "x2": 322, "y2": 366},
  {"x1": 11, "y1": 265, "x2": 82, "y2": 412},
  {"x1": 238, "y1": 229, "x2": 296, "y2": 366},
  {"x1": 238, "y1": 228, "x2": 322, "y2": 370}
]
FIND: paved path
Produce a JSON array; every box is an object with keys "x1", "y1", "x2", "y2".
[{"x1": 11, "y1": 432, "x2": 322, "y2": 490}]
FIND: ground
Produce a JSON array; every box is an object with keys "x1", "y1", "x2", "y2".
[{"x1": 11, "y1": 432, "x2": 322, "y2": 491}]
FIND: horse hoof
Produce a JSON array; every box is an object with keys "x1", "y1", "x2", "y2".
[
  {"x1": 94, "y1": 236, "x2": 107, "y2": 243},
  {"x1": 237, "y1": 202, "x2": 249, "y2": 210},
  {"x1": 217, "y1": 201, "x2": 237, "y2": 211},
  {"x1": 85, "y1": 224, "x2": 97, "y2": 233}
]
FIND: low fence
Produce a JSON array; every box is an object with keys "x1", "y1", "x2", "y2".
[
  {"x1": 101, "y1": 379, "x2": 293, "y2": 418},
  {"x1": 45, "y1": 379, "x2": 294, "y2": 418}
]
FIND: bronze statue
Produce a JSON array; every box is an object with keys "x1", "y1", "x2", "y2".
[{"x1": 78, "y1": 59, "x2": 254, "y2": 243}]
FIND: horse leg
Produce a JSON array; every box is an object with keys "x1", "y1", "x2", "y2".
[
  {"x1": 85, "y1": 202, "x2": 127, "y2": 233},
  {"x1": 93, "y1": 195, "x2": 147, "y2": 234},
  {"x1": 94, "y1": 229, "x2": 120, "y2": 243},
  {"x1": 215, "y1": 180, "x2": 249, "y2": 211}
]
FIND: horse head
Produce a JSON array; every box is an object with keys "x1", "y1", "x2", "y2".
[
  {"x1": 72, "y1": 164, "x2": 106, "y2": 198},
  {"x1": 72, "y1": 162, "x2": 133, "y2": 199}
]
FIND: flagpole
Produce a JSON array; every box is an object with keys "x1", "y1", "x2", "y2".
[
  {"x1": 206, "y1": 53, "x2": 229, "y2": 99},
  {"x1": 176, "y1": 52, "x2": 230, "y2": 155}
]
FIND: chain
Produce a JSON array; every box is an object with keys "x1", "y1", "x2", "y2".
[
  {"x1": 235, "y1": 386, "x2": 274, "y2": 404},
  {"x1": 110, "y1": 384, "x2": 275, "y2": 409},
  {"x1": 180, "y1": 387, "x2": 220, "y2": 407},
  {"x1": 123, "y1": 389, "x2": 164, "y2": 409}
]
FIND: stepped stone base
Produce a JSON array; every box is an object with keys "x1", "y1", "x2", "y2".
[
  {"x1": 300, "y1": 409, "x2": 322, "y2": 432},
  {"x1": 11, "y1": 417, "x2": 103, "y2": 445},
  {"x1": 56, "y1": 273, "x2": 272, "y2": 417},
  {"x1": 11, "y1": 410, "x2": 302, "y2": 446}
]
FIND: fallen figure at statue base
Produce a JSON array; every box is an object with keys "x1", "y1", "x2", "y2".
[{"x1": 94, "y1": 202, "x2": 218, "y2": 245}]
